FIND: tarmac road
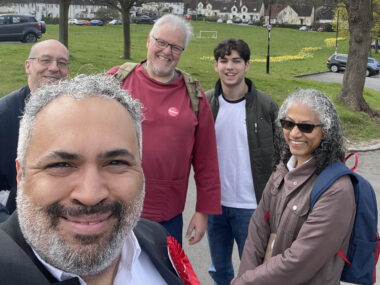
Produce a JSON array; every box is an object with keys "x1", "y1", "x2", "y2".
[
  {"x1": 300, "y1": 71, "x2": 380, "y2": 92},
  {"x1": 183, "y1": 149, "x2": 380, "y2": 284}
]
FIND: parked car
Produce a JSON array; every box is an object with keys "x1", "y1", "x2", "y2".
[
  {"x1": 90, "y1": 19, "x2": 103, "y2": 26},
  {"x1": 109, "y1": 19, "x2": 122, "y2": 25},
  {"x1": 184, "y1": 14, "x2": 192, "y2": 20},
  {"x1": 248, "y1": 20, "x2": 254, "y2": 25},
  {"x1": 82, "y1": 20, "x2": 90, "y2": 26},
  {"x1": 217, "y1": 18, "x2": 223, "y2": 24},
  {"x1": 135, "y1": 16, "x2": 154, "y2": 24},
  {"x1": 371, "y1": 41, "x2": 380, "y2": 49},
  {"x1": 317, "y1": 27, "x2": 324, "y2": 32},
  {"x1": 68, "y1": 18, "x2": 78, "y2": 25},
  {"x1": 233, "y1": 18, "x2": 242, "y2": 24},
  {"x1": 242, "y1": 19, "x2": 249, "y2": 24},
  {"x1": 0, "y1": 14, "x2": 46, "y2": 42},
  {"x1": 226, "y1": 19, "x2": 233, "y2": 24},
  {"x1": 326, "y1": 53, "x2": 380, "y2": 77},
  {"x1": 299, "y1": 26, "x2": 309, "y2": 31}
]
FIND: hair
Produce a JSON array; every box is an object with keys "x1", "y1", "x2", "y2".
[
  {"x1": 149, "y1": 14, "x2": 193, "y2": 49},
  {"x1": 213, "y1": 38, "x2": 251, "y2": 62},
  {"x1": 28, "y1": 39, "x2": 70, "y2": 59},
  {"x1": 17, "y1": 74, "x2": 143, "y2": 171},
  {"x1": 274, "y1": 89, "x2": 345, "y2": 174}
]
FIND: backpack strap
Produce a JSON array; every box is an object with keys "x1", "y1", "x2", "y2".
[
  {"x1": 309, "y1": 161, "x2": 352, "y2": 214},
  {"x1": 176, "y1": 68, "x2": 202, "y2": 117},
  {"x1": 113, "y1": 62, "x2": 139, "y2": 82},
  {"x1": 114, "y1": 62, "x2": 201, "y2": 117}
]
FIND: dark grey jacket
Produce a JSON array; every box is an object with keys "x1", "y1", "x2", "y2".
[
  {"x1": 206, "y1": 78, "x2": 278, "y2": 203},
  {"x1": 0, "y1": 213, "x2": 184, "y2": 285},
  {"x1": 0, "y1": 85, "x2": 30, "y2": 218}
]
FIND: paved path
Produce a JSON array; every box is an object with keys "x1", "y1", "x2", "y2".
[
  {"x1": 299, "y1": 71, "x2": 380, "y2": 92},
  {"x1": 183, "y1": 150, "x2": 380, "y2": 284}
]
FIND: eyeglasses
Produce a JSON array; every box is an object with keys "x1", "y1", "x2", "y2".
[
  {"x1": 280, "y1": 119, "x2": 323, "y2": 133},
  {"x1": 151, "y1": 35, "x2": 184, "y2": 55},
  {"x1": 28, "y1": 56, "x2": 70, "y2": 69}
]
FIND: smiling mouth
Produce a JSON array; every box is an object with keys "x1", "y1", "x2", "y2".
[
  {"x1": 157, "y1": 54, "x2": 171, "y2": 62},
  {"x1": 61, "y1": 213, "x2": 113, "y2": 235}
]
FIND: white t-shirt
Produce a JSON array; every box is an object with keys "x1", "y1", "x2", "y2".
[{"x1": 215, "y1": 94, "x2": 257, "y2": 209}]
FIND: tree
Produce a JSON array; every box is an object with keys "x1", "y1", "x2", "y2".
[
  {"x1": 102, "y1": 0, "x2": 148, "y2": 59},
  {"x1": 338, "y1": 0, "x2": 377, "y2": 116},
  {"x1": 95, "y1": 7, "x2": 120, "y2": 23},
  {"x1": 58, "y1": 0, "x2": 71, "y2": 48}
]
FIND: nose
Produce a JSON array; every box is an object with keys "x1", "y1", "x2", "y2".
[
  {"x1": 162, "y1": 44, "x2": 173, "y2": 54},
  {"x1": 226, "y1": 60, "x2": 234, "y2": 69},
  {"x1": 289, "y1": 125, "x2": 302, "y2": 136},
  {"x1": 70, "y1": 165, "x2": 109, "y2": 206},
  {"x1": 47, "y1": 60, "x2": 60, "y2": 72}
]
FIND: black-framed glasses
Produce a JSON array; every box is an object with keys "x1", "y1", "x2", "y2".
[
  {"x1": 280, "y1": 119, "x2": 323, "y2": 133},
  {"x1": 28, "y1": 56, "x2": 70, "y2": 69},
  {"x1": 151, "y1": 35, "x2": 184, "y2": 55}
]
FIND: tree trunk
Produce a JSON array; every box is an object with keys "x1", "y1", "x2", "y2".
[
  {"x1": 59, "y1": 0, "x2": 71, "y2": 47},
  {"x1": 338, "y1": 0, "x2": 374, "y2": 115},
  {"x1": 121, "y1": 10, "x2": 131, "y2": 59}
]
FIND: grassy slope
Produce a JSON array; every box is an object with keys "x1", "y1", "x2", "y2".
[{"x1": 0, "y1": 22, "x2": 379, "y2": 142}]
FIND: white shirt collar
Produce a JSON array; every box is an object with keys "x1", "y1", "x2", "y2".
[
  {"x1": 287, "y1": 155, "x2": 313, "y2": 171},
  {"x1": 34, "y1": 231, "x2": 141, "y2": 285}
]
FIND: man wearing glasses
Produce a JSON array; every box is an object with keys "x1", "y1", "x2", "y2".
[
  {"x1": 107, "y1": 14, "x2": 221, "y2": 246},
  {"x1": 0, "y1": 39, "x2": 69, "y2": 221}
]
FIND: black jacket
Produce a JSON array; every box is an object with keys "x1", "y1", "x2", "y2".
[
  {"x1": 0, "y1": 213, "x2": 184, "y2": 284},
  {"x1": 0, "y1": 85, "x2": 30, "y2": 217},
  {"x1": 206, "y1": 78, "x2": 278, "y2": 203}
]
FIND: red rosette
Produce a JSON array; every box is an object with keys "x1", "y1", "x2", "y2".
[{"x1": 166, "y1": 236, "x2": 201, "y2": 285}]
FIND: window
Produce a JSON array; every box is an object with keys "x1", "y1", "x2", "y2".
[{"x1": 12, "y1": 16, "x2": 21, "y2": 24}]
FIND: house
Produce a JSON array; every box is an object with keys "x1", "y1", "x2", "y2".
[
  {"x1": 137, "y1": 1, "x2": 184, "y2": 16},
  {"x1": 264, "y1": 4, "x2": 314, "y2": 26},
  {"x1": 0, "y1": 0, "x2": 184, "y2": 20},
  {"x1": 0, "y1": 0, "x2": 107, "y2": 20},
  {"x1": 188, "y1": 0, "x2": 265, "y2": 22}
]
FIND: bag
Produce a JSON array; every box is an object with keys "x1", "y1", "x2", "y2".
[{"x1": 309, "y1": 160, "x2": 380, "y2": 285}]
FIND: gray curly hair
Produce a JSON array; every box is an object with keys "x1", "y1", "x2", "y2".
[
  {"x1": 274, "y1": 89, "x2": 345, "y2": 173},
  {"x1": 149, "y1": 14, "x2": 193, "y2": 49},
  {"x1": 17, "y1": 74, "x2": 143, "y2": 172}
]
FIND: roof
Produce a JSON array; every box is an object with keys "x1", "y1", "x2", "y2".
[
  {"x1": 292, "y1": 5, "x2": 313, "y2": 17},
  {"x1": 265, "y1": 4, "x2": 286, "y2": 17}
]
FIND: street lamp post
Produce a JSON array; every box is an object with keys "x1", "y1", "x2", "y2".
[{"x1": 266, "y1": 1, "x2": 272, "y2": 74}]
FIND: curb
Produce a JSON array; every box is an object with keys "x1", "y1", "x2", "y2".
[
  {"x1": 346, "y1": 139, "x2": 380, "y2": 152},
  {"x1": 347, "y1": 144, "x2": 380, "y2": 152},
  {"x1": 293, "y1": 71, "x2": 328, "y2": 78}
]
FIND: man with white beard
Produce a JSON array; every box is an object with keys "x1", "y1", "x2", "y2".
[{"x1": 0, "y1": 75, "x2": 187, "y2": 285}]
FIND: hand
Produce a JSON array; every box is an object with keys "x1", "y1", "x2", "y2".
[
  {"x1": 185, "y1": 212, "x2": 207, "y2": 245},
  {"x1": 230, "y1": 277, "x2": 237, "y2": 284}
]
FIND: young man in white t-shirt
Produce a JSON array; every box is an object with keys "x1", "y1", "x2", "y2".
[{"x1": 206, "y1": 38, "x2": 278, "y2": 285}]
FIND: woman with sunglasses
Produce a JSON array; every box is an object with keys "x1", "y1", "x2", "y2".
[{"x1": 232, "y1": 89, "x2": 355, "y2": 285}]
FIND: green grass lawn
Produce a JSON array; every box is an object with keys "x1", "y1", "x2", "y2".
[{"x1": 1, "y1": 21, "x2": 379, "y2": 143}]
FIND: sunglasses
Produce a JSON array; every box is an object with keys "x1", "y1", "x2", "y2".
[{"x1": 280, "y1": 119, "x2": 323, "y2": 133}]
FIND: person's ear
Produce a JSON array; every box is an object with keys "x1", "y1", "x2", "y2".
[{"x1": 16, "y1": 159, "x2": 23, "y2": 188}]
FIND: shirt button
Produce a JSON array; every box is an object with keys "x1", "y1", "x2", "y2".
[
  {"x1": 293, "y1": 181, "x2": 297, "y2": 186},
  {"x1": 292, "y1": 205, "x2": 298, "y2": 211}
]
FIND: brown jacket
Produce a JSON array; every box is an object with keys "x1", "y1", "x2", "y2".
[{"x1": 235, "y1": 158, "x2": 355, "y2": 285}]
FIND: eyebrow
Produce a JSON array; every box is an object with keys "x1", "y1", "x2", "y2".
[
  {"x1": 40, "y1": 149, "x2": 136, "y2": 162},
  {"x1": 41, "y1": 151, "x2": 81, "y2": 161},
  {"x1": 98, "y1": 149, "x2": 136, "y2": 161}
]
